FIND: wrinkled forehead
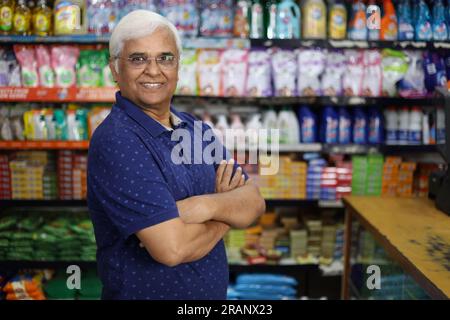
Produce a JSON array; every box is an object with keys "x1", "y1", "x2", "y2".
[{"x1": 121, "y1": 27, "x2": 179, "y2": 56}]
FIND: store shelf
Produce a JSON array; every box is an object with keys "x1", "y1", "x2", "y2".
[
  {"x1": 0, "y1": 87, "x2": 117, "y2": 102},
  {"x1": 0, "y1": 140, "x2": 89, "y2": 150},
  {"x1": 0, "y1": 260, "x2": 96, "y2": 269},
  {"x1": 0, "y1": 199, "x2": 87, "y2": 209},
  {"x1": 250, "y1": 38, "x2": 450, "y2": 51}
]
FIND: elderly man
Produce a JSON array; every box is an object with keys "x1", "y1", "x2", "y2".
[{"x1": 87, "y1": 10, "x2": 265, "y2": 300}]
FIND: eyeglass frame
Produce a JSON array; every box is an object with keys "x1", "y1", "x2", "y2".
[{"x1": 112, "y1": 53, "x2": 180, "y2": 70}]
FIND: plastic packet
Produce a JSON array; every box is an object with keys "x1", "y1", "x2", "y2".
[
  {"x1": 53, "y1": 109, "x2": 67, "y2": 140},
  {"x1": 176, "y1": 49, "x2": 198, "y2": 95},
  {"x1": 87, "y1": 0, "x2": 118, "y2": 35},
  {"x1": 200, "y1": 0, "x2": 233, "y2": 37},
  {"x1": 0, "y1": 48, "x2": 21, "y2": 86},
  {"x1": 221, "y1": 49, "x2": 248, "y2": 97},
  {"x1": 0, "y1": 108, "x2": 12, "y2": 140},
  {"x1": 342, "y1": 50, "x2": 364, "y2": 96},
  {"x1": 66, "y1": 108, "x2": 88, "y2": 141},
  {"x1": 271, "y1": 49, "x2": 297, "y2": 97},
  {"x1": 246, "y1": 49, "x2": 272, "y2": 97},
  {"x1": 398, "y1": 50, "x2": 426, "y2": 98},
  {"x1": 197, "y1": 49, "x2": 222, "y2": 96},
  {"x1": 159, "y1": 0, "x2": 199, "y2": 37},
  {"x1": 10, "y1": 104, "x2": 26, "y2": 140},
  {"x1": 361, "y1": 50, "x2": 382, "y2": 97},
  {"x1": 101, "y1": 50, "x2": 115, "y2": 87},
  {"x1": 321, "y1": 50, "x2": 346, "y2": 96},
  {"x1": 51, "y1": 45, "x2": 80, "y2": 88},
  {"x1": 381, "y1": 49, "x2": 408, "y2": 97},
  {"x1": 13, "y1": 45, "x2": 39, "y2": 87},
  {"x1": 0, "y1": 49, "x2": 8, "y2": 86},
  {"x1": 35, "y1": 45, "x2": 55, "y2": 88},
  {"x1": 44, "y1": 109, "x2": 56, "y2": 140},
  {"x1": 297, "y1": 48, "x2": 326, "y2": 96},
  {"x1": 77, "y1": 50, "x2": 102, "y2": 87}
]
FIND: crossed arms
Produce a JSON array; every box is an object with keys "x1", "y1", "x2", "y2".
[{"x1": 136, "y1": 160, "x2": 266, "y2": 267}]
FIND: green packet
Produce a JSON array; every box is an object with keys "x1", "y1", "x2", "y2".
[
  {"x1": 77, "y1": 50, "x2": 104, "y2": 87},
  {"x1": 0, "y1": 216, "x2": 18, "y2": 231},
  {"x1": 17, "y1": 216, "x2": 44, "y2": 232}
]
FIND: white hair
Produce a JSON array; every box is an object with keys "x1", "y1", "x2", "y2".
[{"x1": 109, "y1": 10, "x2": 182, "y2": 70}]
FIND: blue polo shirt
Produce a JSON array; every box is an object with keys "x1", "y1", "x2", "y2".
[{"x1": 87, "y1": 92, "x2": 236, "y2": 300}]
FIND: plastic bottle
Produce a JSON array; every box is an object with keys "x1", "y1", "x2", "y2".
[
  {"x1": 233, "y1": 0, "x2": 251, "y2": 38},
  {"x1": 338, "y1": 107, "x2": 352, "y2": 144},
  {"x1": 0, "y1": 0, "x2": 14, "y2": 35},
  {"x1": 423, "y1": 51, "x2": 437, "y2": 93},
  {"x1": 215, "y1": 114, "x2": 229, "y2": 144},
  {"x1": 320, "y1": 106, "x2": 338, "y2": 144},
  {"x1": 13, "y1": 0, "x2": 31, "y2": 35},
  {"x1": 32, "y1": 0, "x2": 52, "y2": 36},
  {"x1": 381, "y1": 0, "x2": 398, "y2": 40},
  {"x1": 368, "y1": 108, "x2": 383, "y2": 144},
  {"x1": 246, "y1": 113, "x2": 262, "y2": 148},
  {"x1": 435, "y1": 53, "x2": 448, "y2": 88},
  {"x1": 432, "y1": 0, "x2": 449, "y2": 40},
  {"x1": 352, "y1": 107, "x2": 367, "y2": 144},
  {"x1": 367, "y1": 0, "x2": 380, "y2": 40},
  {"x1": 302, "y1": 0, "x2": 326, "y2": 39},
  {"x1": 398, "y1": 0, "x2": 415, "y2": 40},
  {"x1": 54, "y1": 0, "x2": 87, "y2": 35},
  {"x1": 348, "y1": 0, "x2": 367, "y2": 40},
  {"x1": 408, "y1": 107, "x2": 422, "y2": 144},
  {"x1": 384, "y1": 107, "x2": 399, "y2": 144},
  {"x1": 415, "y1": 0, "x2": 432, "y2": 40},
  {"x1": 250, "y1": 0, "x2": 264, "y2": 39},
  {"x1": 299, "y1": 105, "x2": 317, "y2": 143},
  {"x1": 398, "y1": 107, "x2": 410, "y2": 144},
  {"x1": 278, "y1": 107, "x2": 292, "y2": 144},
  {"x1": 265, "y1": 0, "x2": 278, "y2": 39},
  {"x1": 328, "y1": 0, "x2": 347, "y2": 40},
  {"x1": 288, "y1": 108, "x2": 300, "y2": 144},
  {"x1": 263, "y1": 108, "x2": 278, "y2": 144},
  {"x1": 276, "y1": 0, "x2": 301, "y2": 39}
]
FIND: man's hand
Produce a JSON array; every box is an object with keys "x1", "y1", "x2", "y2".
[{"x1": 215, "y1": 159, "x2": 246, "y2": 193}]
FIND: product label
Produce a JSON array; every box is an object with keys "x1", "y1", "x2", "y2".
[
  {"x1": 330, "y1": 8, "x2": 346, "y2": 39},
  {"x1": 386, "y1": 130, "x2": 398, "y2": 143},
  {"x1": 353, "y1": 120, "x2": 366, "y2": 144},
  {"x1": 13, "y1": 13, "x2": 27, "y2": 32},
  {"x1": 305, "y1": 4, "x2": 325, "y2": 38},
  {"x1": 34, "y1": 13, "x2": 50, "y2": 32},
  {"x1": 301, "y1": 118, "x2": 315, "y2": 143},
  {"x1": 0, "y1": 6, "x2": 13, "y2": 31},
  {"x1": 398, "y1": 129, "x2": 409, "y2": 143},
  {"x1": 55, "y1": 5, "x2": 80, "y2": 34},
  {"x1": 409, "y1": 130, "x2": 421, "y2": 144}
]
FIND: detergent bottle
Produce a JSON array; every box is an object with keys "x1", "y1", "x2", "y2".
[
  {"x1": 398, "y1": 0, "x2": 415, "y2": 40},
  {"x1": 415, "y1": 0, "x2": 432, "y2": 40},
  {"x1": 302, "y1": 0, "x2": 326, "y2": 39},
  {"x1": 367, "y1": 0, "x2": 381, "y2": 40},
  {"x1": 250, "y1": 0, "x2": 264, "y2": 39},
  {"x1": 233, "y1": 0, "x2": 251, "y2": 38},
  {"x1": 328, "y1": 0, "x2": 347, "y2": 40},
  {"x1": 265, "y1": 0, "x2": 278, "y2": 39},
  {"x1": 276, "y1": 0, "x2": 301, "y2": 39},
  {"x1": 432, "y1": 0, "x2": 449, "y2": 40},
  {"x1": 348, "y1": 0, "x2": 367, "y2": 40},
  {"x1": 381, "y1": 0, "x2": 398, "y2": 40}
]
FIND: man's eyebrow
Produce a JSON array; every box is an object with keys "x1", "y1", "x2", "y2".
[{"x1": 127, "y1": 52, "x2": 176, "y2": 57}]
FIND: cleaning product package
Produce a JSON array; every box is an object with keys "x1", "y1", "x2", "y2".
[
  {"x1": 197, "y1": 49, "x2": 222, "y2": 96},
  {"x1": 320, "y1": 106, "x2": 338, "y2": 144},
  {"x1": 338, "y1": 107, "x2": 351, "y2": 144},
  {"x1": 302, "y1": 0, "x2": 326, "y2": 39},
  {"x1": 348, "y1": 0, "x2": 367, "y2": 40},
  {"x1": 415, "y1": 0, "x2": 432, "y2": 40},
  {"x1": 276, "y1": 0, "x2": 301, "y2": 39},
  {"x1": 221, "y1": 49, "x2": 249, "y2": 97},
  {"x1": 432, "y1": 0, "x2": 448, "y2": 40},
  {"x1": 246, "y1": 49, "x2": 272, "y2": 97},
  {"x1": 398, "y1": 0, "x2": 414, "y2": 40},
  {"x1": 398, "y1": 50, "x2": 426, "y2": 98},
  {"x1": 381, "y1": 49, "x2": 409, "y2": 97},
  {"x1": 297, "y1": 48, "x2": 326, "y2": 96},
  {"x1": 321, "y1": 50, "x2": 346, "y2": 96},
  {"x1": 176, "y1": 49, "x2": 198, "y2": 95},
  {"x1": 352, "y1": 107, "x2": 367, "y2": 144},
  {"x1": 343, "y1": 50, "x2": 364, "y2": 96},
  {"x1": 299, "y1": 105, "x2": 318, "y2": 143},
  {"x1": 271, "y1": 48, "x2": 297, "y2": 97}
]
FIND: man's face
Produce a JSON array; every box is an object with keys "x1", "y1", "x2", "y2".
[{"x1": 110, "y1": 28, "x2": 179, "y2": 111}]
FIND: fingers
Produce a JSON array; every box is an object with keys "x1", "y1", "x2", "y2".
[
  {"x1": 221, "y1": 158, "x2": 235, "y2": 186},
  {"x1": 238, "y1": 174, "x2": 246, "y2": 187},
  {"x1": 215, "y1": 160, "x2": 227, "y2": 189},
  {"x1": 229, "y1": 166, "x2": 243, "y2": 189}
]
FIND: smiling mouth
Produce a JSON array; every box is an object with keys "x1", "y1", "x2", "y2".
[{"x1": 140, "y1": 82, "x2": 166, "y2": 89}]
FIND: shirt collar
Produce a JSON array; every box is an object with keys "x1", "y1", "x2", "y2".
[{"x1": 115, "y1": 91, "x2": 186, "y2": 137}]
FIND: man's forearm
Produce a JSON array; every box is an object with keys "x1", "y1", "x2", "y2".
[{"x1": 178, "y1": 220, "x2": 230, "y2": 264}]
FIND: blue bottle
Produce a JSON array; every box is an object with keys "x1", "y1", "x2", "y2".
[
  {"x1": 415, "y1": 0, "x2": 433, "y2": 40},
  {"x1": 353, "y1": 107, "x2": 367, "y2": 144},
  {"x1": 368, "y1": 107, "x2": 383, "y2": 144},
  {"x1": 432, "y1": 0, "x2": 449, "y2": 40},
  {"x1": 423, "y1": 51, "x2": 437, "y2": 93},
  {"x1": 435, "y1": 53, "x2": 448, "y2": 88},
  {"x1": 276, "y1": 0, "x2": 301, "y2": 39},
  {"x1": 398, "y1": 0, "x2": 415, "y2": 40},
  {"x1": 299, "y1": 105, "x2": 318, "y2": 143},
  {"x1": 320, "y1": 106, "x2": 338, "y2": 144},
  {"x1": 338, "y1": 107, "x2": 352, "y2": 144}
]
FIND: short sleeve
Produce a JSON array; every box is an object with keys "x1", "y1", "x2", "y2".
[{"x1": 88, "y1": 133, "x2": 179, "y2": 239}]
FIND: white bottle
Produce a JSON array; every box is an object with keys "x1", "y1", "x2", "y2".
[
  {"x1": 215, "y1": 114, "x2": 229, "y2": 145},
  {"x1": 288, "y1": 109, "x2": 300, "y2": 144},
  {"x1": 398, "y1": 107, "x2": 410, "y2": 145},
  {"x1": 230, "y1": 114, "x2": 246, "y2": 149},
  {"x1": 246, "y1": 114, "x2": 262, "y2": 149},
  {"x1": 384, "y1": 107, "x2": 398, "y2": 145},
  {"x1": 263, "y1": 109, "x2": 279, "y2": 145},
  {"x1": 277, "y1": 108, "x2": 291, "y2": 145},
  {"x1": 422, "y1": 112, "x2": 430, "y2": 145},
  {"x1": 202, "y1": 113, "x2": 215, "y2": 130},
  {"x1": 408, "y1": 107, "x2": 422, "y2": 145}
]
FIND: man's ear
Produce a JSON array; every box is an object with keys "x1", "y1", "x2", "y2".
[{"x1": 109, "y1": 60, "x2": 119, "y2": 82}]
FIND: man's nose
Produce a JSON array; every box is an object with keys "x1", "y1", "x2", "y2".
[{"x1": 143, "y1": 59, "x2": 162, "y2": 76}]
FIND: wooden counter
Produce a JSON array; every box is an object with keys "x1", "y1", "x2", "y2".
[{"x1": 342, "y1": 196, "x2": 450, "y2": 300}]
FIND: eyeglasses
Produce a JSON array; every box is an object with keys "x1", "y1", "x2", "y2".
[{"x1": 115, "y1": 54, "x2": 179, "y2": 70}]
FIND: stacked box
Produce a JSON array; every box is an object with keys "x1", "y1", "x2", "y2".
[
  {"x1": 43, "y1": 153, "x2": 58, "y2": 200},
  {"x1": 397, "y1": 162, "x2": 417, "y2": 197},
  {"x1": 305, "y1": 217, "x2": 322, "y2": 257},
  {"x1": 0, "y1": 155, "x2": 11, "y2": 199},
  {"x1": 336, "y1": 162, "x2": 352, "y2": 199},
  {"x1": 290, "y1": 229, "x2": 308, "y2": 258},
  {"x1": 73, "y1": 154, "x2": 88, "y2": 200},
  {"x1": 9, "y1": 160, "x2": 44, "y2": 199},
  {"x1": 274, "y1": 233, "x2": 290, "y2": 257},
  {"x1": 289, "y1": 161, "x2": 307, "y2": 199},
  {"x1": 351, "y1": 156, "x2": 368, "y2": 195},
  {"x1": 321, "y1": 225, "x2": 337, "y2": 259},
  {"x1": 259, "y1": 229, "x2": 278, "y2": 250},
  {"x1": 333, "y1": 224, "x2": 345, "y2": 261},
  {"x1": 382, "y1": 157, "x2": 402, "y2": 196},
  {"x1": 320, "y1": 167, "x2": 337, "y2": 200},
  {"x1": 58, "y1": 151, "x2": 73, "y2": 200},
  {"x1": 416, "y1": 164, "x2": 438, "y2": 197},
  {"x1": 307, "y1": 159, "x2": 326, "y2": 199},
  {"x1": 365, "y1": 154, "x2": 384, "y2": 196}
]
